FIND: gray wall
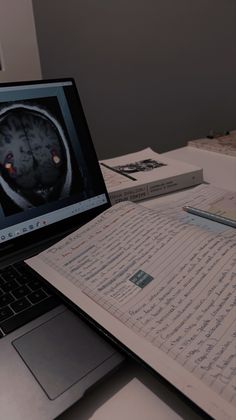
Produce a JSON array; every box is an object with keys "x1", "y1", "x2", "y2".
[
  {"x1": 0, "y1": 0, "x2": 41, "y2": 82},
  {"x1": 32, "y1": 0, "x2": 236, "y2": 159}
]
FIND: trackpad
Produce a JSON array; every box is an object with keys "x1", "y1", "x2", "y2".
[{"x1": 13, "y1": 310, "x2": 115, "y2": 400}]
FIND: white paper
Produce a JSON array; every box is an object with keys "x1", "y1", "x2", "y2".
[
  {"x1": 146, "y1": 184, "x2": 236, "y2": 223},
  {"x1": 27, "y1": 200, "x2": 236, "y2": 420}
]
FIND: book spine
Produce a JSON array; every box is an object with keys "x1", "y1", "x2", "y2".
[{"x1": 109, "y1": 169, "x2": 203, "y2": 204}]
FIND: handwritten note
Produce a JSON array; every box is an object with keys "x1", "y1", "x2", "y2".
[
  {"x1": 39, "y1": 200, "x2": 236, "y2": 410},
  {"x1": 196, "y1": 191, "x2": 236, "y2": 221}
]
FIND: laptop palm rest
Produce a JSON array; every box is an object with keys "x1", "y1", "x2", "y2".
[{"x1": 12, "y1": 309, "x2": 117, "y2": 400}]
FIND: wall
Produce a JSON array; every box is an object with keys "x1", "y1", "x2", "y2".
[
  {"x1": 0, "y1": 0, "x2": 41, "y2": 82},
  {"x1": 32, "y1": 0, "x2": 236, "y2": 158}
]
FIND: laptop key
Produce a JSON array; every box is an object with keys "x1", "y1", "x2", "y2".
[
  {"x1": 1, "y1": 280, "x2": 19, "y2": 293},
  {"x1": 16, "y1": 274, "x2": 32, "y2": 285},
  {"x1": 27, "y1": 278, "x2": 42, "y2": 291},
  {"x1": 1, "y1": 271, "x2": 20, "y2": 282},
  {"x1": 11, "y1": 297, "x2": 31, "y2": 313},
  {"x1": 0, "y1": 295, "x2": 60, "y2": 335},
  {"x1": 0, "y1": 262, "x2": 61, "y2": 337},
  {"x1": 11, "y1": 285, "x2": 31, "y2": 300},
  {"x1": 0, "y1": 293, "x2": 15, "y2": 308},
  {"x1": 28, "y1": 289, "x2": 48, "y2": 304},
  {"x1": 0, "y1": 306, "x2": 14, "y2": 322}
]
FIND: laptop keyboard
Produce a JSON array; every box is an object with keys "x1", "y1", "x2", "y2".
[{"x1": 0, "y1": 262, "x2": 60, "y2": 338}]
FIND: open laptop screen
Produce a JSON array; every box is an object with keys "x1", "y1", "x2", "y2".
[{"x1": 0, "y1": 78, "x2": 110, "y2": 260}]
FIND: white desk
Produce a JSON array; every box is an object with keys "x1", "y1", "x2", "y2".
[
  {"x1": 164, "y1": 146, "x2": 236, "y2": 192},
  {"x1": 59, "y1": 147, "x2": 235, "y2": 420}
]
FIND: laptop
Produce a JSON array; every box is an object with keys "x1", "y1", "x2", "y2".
[{"x1": 0, "y1": 78, "x2": 123, "y2": 420}]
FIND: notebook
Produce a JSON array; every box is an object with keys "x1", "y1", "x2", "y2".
[{"x1": 0, "y1": 78, "x2": 123, "y2": 420}]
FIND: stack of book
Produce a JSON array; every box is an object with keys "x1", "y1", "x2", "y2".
[{"x1": 99, "y1": 148, "x2": 203, "y2": 204}]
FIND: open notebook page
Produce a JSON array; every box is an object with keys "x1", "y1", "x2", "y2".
[{"x1": 27, "y1": 200, "x2": 236, "y2": 420}]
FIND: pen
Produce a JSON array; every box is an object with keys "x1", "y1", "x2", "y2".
[
  {"x1": 182, "y1": 205, "x2": 236, "y2": 228},
  {"x1": 100, "y1": 162, "x2": 137, "y2": 181}
]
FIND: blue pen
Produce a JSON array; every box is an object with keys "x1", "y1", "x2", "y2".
[{"x1": 183, "y1": 205, "x2": 236, "y2": 228}]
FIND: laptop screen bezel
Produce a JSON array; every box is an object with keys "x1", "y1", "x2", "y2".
[{"x1": 0, "y1": 77, "x2": 111, "y2": 264}]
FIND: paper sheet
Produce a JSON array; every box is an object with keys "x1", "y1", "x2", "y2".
[{"x1": 27, "y1": 198, "x2": 236, "y2": 419}]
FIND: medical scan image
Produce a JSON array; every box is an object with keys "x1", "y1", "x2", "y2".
[{"x1": 0, "y1": 100, "x2": 75, "y2": 215}]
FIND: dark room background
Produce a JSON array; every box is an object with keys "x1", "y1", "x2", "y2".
[{"x1": 32, "y1": 0, "x2": 236, "y2": 158}]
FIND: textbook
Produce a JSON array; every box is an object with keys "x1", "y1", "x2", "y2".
[
  {"x1": 27, "y1": 196, "x2": 236, "y2": 420},
  {"x1": 99, "y1": 148, "x2": 203, "y2": 203}
]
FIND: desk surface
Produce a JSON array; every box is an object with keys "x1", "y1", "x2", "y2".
[
  {"x1": 59, "y1": 147, "x2": 235, "y2": 420},
  {"x1": 164, "y1": 146, "x2": 236, "y2": 192},
  {"x1": 59, "y1": 361, "x2": 202, "y2": 420}
]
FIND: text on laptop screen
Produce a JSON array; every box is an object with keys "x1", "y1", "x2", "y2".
[{"x1": 0, "y1": 79, "x2": 108, "y2": 244}]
